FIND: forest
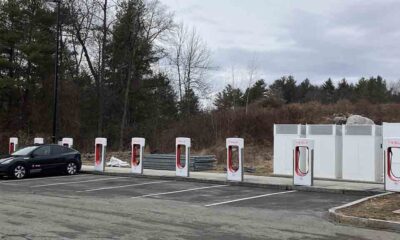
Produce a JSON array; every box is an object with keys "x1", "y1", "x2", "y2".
[{"x1": 1, "y1": 0, "x2": 400, "y2": 154}]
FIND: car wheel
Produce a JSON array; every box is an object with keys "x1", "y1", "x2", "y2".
[
  {"x1": 12, "y1": 164, "x2": 27, "y2": 179},
  {"x1": 66, "y1": 162, "x2": 78, "y2": 175}
]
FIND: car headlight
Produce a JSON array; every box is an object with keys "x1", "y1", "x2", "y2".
[{"x1": 0, "y1": 159, "x2": 13, "y2": 165}]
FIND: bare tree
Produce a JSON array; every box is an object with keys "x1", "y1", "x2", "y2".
[
  {"x1": 169, "y1": 22, "x2": 186, "y2": 102},
  {"x1": 168, "y1": 22, "x2": 212, "y2": 102},
  {"x1": 389, "y1": 79, "x2": 400, "y2": 95},
  {"x1": 118, "y1": 0, "x2": 174, "y2": 150},
  {"x1": 245, "y1": 57, "x2": 258, "y2": 115},
  {"x1": 64, "y1": 0, "x2": 112, "y2": 136},
  {"x1": 231, "y1": 65, "x2": 236, "y2": 111}
]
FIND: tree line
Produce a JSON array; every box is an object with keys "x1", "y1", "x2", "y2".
[
  {"x1": 1, "y1": 0, "x2": 399, "y2": 151},
  {"x1": 0, "y1": 0, "x2": 209, "y2": 150},
  {"x1": 214, "y1": 76, "x2": 400, "y2": 110}
]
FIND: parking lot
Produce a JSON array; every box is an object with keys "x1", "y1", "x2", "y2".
[{"x1": 1, "y1": 173, "x2": 399, "y2": 239}]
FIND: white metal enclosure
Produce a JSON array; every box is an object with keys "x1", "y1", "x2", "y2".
[
  {"x1": 293, "y1": 138, "x2": 314, "y2": 186},
  {"x1": 61, "y1": 138, "x2": 73, "y2": 148},
  {"x1": 273, "y1": 124, "x2": 306, "y2": 175},
  {"x1": 306, "y1": 125, "x2": 342, "y2": 179},
  {"x1": 342, "y1": 125, "x2": 383, "y2": 182},
  {"x1": 384, "y1": 138, "x2": 400, "y2": 192},
  {"x1": 94, "y1": 138, "x2": 107, "y2": 172},
  {"x1": 226, "y1": 138, "x2": 244, "y2": 182},
  {"x1": 9, "y1": 137, "x2": 18, "y2": 154},
  {"x1": 176, "y1": 137, "x2": 191, "y2": 177},
  {"x1": 131, "y1": 138, "x2": 145, "y2": 174},
  {"x1": 383, "y1": 123, "x2": 400, "y2": 139},
  {"x1": 34, "y1": 137, "x2": 44, "y2": 144}
]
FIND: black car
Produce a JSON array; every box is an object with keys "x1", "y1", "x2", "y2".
[{"x1": 0, "y1": 144, "x2": 81, "y2": 179}]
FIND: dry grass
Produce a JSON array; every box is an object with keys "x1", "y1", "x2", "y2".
[
  {"x1": 339, "y1": 193, "x2": 400, "y2": 222},
  {"x1": 4, "y1": 101, "x2": 400, "y2": 169},
  {"x1": 82, "y1": 142, "x2": 275, "y2": 175}
]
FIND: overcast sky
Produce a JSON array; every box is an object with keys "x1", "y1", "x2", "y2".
[{"x1": 159, "y1": 0, "x2": 400, "y2": 99}]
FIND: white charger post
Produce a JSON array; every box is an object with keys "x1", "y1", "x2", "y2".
[
  {"x1": 131, "y1": 138, "x2": 145, "y2": 174},
  {"x1": 176, "y1": 138, "x2": 191, "y2": 177},
  {"x1": 226, "y1": 138, "x2": 244, "y2": 182},
  {"x1": 94, "y1": 138, "x2": 107, "y2": 172}
]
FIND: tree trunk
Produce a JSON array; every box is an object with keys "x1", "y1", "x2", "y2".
[
  {"x1": 118, "y1": 8, "x2": 140, "y2": 150},
  {"x1": 97, "y1": 0, "x2": 107, "y2": 137},
  {"x1": 119, "y1": 58, "x2": 135, "y2": 150}
]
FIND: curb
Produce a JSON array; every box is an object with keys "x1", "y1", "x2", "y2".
[
  {"x1": 81, "y1": 170, "x2": 382, "y2": 196},
  {"x1": 328, "y1": 192, "x2": 400, "y2": 232}
]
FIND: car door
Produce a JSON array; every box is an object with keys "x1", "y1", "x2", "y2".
[
  {"x1": 50, "y1": 145, "x2": 69, "y2": 169},
  {"x1": 30, "y1": 146, "x2": 53, "y2": 172}
]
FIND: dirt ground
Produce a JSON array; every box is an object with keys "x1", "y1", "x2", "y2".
[
  {"x1": 82, "y1": 143, "x2": 274, "y2": 175},
  {"x1": 339, "y1": 193, "x2": 400, "y2": 222}
]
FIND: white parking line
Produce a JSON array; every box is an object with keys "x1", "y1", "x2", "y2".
[
  {"x1": 131, "y1": 185, "x2": 228, "y2": 199},
  {"x1": 77, "y1": 181, "x2": 168, "y2": 192},
  {"x1": 0, "y1": 174, "x2": 95, "y2": 185},
  {"x1": 205, "y1": 190, "x2": 297, "y2": 207},
  {"x1": 31, "y1": 177, "x2": 129, "y2": 188}
]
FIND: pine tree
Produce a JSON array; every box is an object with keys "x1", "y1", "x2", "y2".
[
  {"x1": 214, "y1": 84, "x2": 244, "y2": 110},
  {"x1": 337, "y1": 78, "x2": 354, "y2": 101},
  {"x1": 179, "y1": 88, "x2": 200, "y2": 116},
  {"x1": 0, "y1": 0, "x2": 57, "y2": 132},
  {"x1": 269, "y1": 76, "x2": 297, "y2": 103},
  {"x1": 243, "y1": 79, "x2": 267, "y2": 104},
  {"x1": 321, "y1": 78, "x2": 336, "y2": 103}
]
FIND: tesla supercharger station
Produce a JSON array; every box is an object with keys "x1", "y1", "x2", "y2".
[
  {"x1": 94, "y1": 138, "x2": 107, "y2": 172},
  {"x1": 131, "y1": 138, "x2": 145, "y2": 174},
  {"x1": 9, "y1": 137, "x2": 18, "y2": 154},
  {"x1": 293, "y1": 138, "x2": 314, "y2": 186},
  {"x1": 226, "y1": 138, "x2": 244, "y2": 182},
  {"x1": 176, "y1": 138, "x2": 191, "y2": 177},
  {"x1": 34, "y1": 137, "x2": 44, "y2": 144},
  {"x1": 62, "y1": 138, "x2": 74, "y2": 148},
  {"x1": 384, "y1": 138, "x2": 400, "y2": 192}
]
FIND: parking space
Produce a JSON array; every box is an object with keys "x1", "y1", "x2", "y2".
[
  {"x1": 0, "y1": 173, "x2": 366, "y2": 209},
  {"x1": 1, "y1": 173, "x2": 399, "y2": 239}
]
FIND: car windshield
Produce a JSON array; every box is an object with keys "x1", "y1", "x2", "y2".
[{"x1": 11, "y1": 146, "x2": 39, "y2": 156}]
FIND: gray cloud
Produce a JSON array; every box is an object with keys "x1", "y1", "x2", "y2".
[
  {"x1": 213, "y1": 0, "x2": 400, "y2": 86},
  {"x1": 161, "y1": 0, "x2": 400, "y2": 90}
]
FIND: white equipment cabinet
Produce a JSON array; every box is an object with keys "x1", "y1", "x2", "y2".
[
  {"x1": 273, "y1": 124, "x2": 306, "y2": 175},
  {"x1": 383, "y1": 123, "x2": 400, "y2": 139},
  {"x1": 34, "y1": 137, "x2": 44, "y2": 144},
  {"x1": 306, "y1": 124, "x2": 342, "y2": 179},
  {"x1": 342, "y1": 125, "x2": 382, "y2": 182},
  {"x1": 61, "y1": 138, "x2": 74, "y2": 148}
]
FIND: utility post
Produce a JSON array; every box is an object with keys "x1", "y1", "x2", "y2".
[{"x1": 52, "y1": 0, "x2": 61, "y2": 143}]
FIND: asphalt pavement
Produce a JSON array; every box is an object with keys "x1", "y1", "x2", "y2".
[{"x1": 0, "y1": 173, "x2": 399, "y2": 239}]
